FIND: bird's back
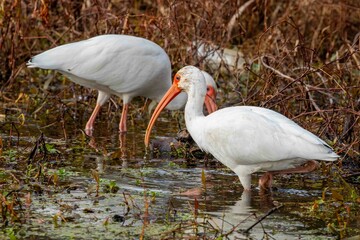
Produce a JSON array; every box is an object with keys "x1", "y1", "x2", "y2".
[
  {"x1": 191, "y1": 106, "x2": 338, "y2": 168},
  {"x1": 27, "y1": 35, "x2": 172, "y2": 100}
]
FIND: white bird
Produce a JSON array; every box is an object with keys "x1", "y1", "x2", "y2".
[
  {"x1": 145, "y1": 66, "x2": 339, "y2": 191},
  {"x1": 194, "y1": 42, "x2": 245, "y2": 72},
  {"x1": 27, "y1": 35, "x2": 218, "y2": 134}
]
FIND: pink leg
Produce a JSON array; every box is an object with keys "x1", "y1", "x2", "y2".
[
  {"x1": 119, "y1": 103, "x2": 129, "y2": 133},
  {"x1": 259, "y1": 160, "x2": 319, "y2": 190},
  {"x1": 119, "y1": 132, "x2": 127, "y2": 159},
  {"x1": 85, "y1": 104, "x2": 101, "y2": 136},
  {"x1": 271, "y1": 160, "x2": 319, "y2": 175}
]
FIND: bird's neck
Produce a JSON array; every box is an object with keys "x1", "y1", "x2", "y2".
[{"x1": 184, "y1": 81, "x2": 206, "y2": 126}]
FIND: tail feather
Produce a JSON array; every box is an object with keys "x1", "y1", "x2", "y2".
[{"x1": 319, "y1": 143, "x2": 339, "y2": 161}]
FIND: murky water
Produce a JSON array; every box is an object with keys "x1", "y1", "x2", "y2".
[{"x1": 0, "y1": 97, "x2": 346, "y2": 239}]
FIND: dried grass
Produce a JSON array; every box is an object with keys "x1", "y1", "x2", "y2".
[{"x1": 0, "y1": 0, "x2": 359, "y2": 161}]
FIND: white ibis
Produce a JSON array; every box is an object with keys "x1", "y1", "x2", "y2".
[
  {"x1": 194, "y1": 42, "x2": 245, "y2": 72},
  {"x1": 26, "y1": 35, "x2": 218, "y2": 134},
  {"x1": 145, "y1": 66, "x2": 339, "y2": 191}
]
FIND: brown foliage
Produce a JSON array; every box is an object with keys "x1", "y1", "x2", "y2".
[{"x1": 0, "y1": 0, "x2": 359, "y2": 160}]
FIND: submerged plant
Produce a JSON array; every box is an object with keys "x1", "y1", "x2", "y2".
[
  {"x1": 101, "y1": 179, "x2": 120, "y2": 194},
  {"x1": 310, "y1": 172, "x2": 360, "y2": 238}
]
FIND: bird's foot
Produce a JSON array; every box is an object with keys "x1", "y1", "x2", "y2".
[
  {"x1": 302, "y1": 160, "x2": 319, "y2": 172},
  {"x1": 259, "y1": 172, "x2": 273, "y2": 191},
  {"x1": 85, "y1": 127, "x2": 94, "y2": 137}
]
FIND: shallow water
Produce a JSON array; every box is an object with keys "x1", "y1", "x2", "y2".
[{"x1": 0, "y1": 97, "x2": 348, "y2": 239}]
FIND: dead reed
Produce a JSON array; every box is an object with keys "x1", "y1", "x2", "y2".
[{"x1": 0, "y1": 1, "x2": 359, "y2": 164}]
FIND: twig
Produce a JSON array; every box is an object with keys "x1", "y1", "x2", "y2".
[
  {"x1": 5, "y1": 186, "x2": 24, "y2": 198},
  {"x1": 260, "y1": 56, "x2": 325, "y2": 117},
  {"x1": 8, "y1": 172, "x2": 20, "y2": 184},
  {"x1": 227, "y1": 0, "x2": 256, "y2": 41},
  {"x1": 342, "y1": 172, "x2": 360, "y2": 179},
  {"x1": 304, "y1": 85, "x2": 321, "y2": 112},
  {"x1": 243, "y1": 204, "x2": 283, "y2": 234},
  {"x1": 10, "y1": 122, "x2": 20, "y2": 147},
  {"x1": 220, "y1": 212, "x2": 257, "y2": 237},
  {"x1": 293, "y1": 66, "x2": 336, "y2": 105},
  {"x1": 261, "y1": 56, "x2": 295, "y2": 82},
  {"x1": 28, "y1": 133, "x2": 45, "y2": 164},
  {"x1": 347, "y1": 42, "x2": 360, "y2": 70},
  {"x1": 293, "y1": 108, "x2": 360, "y2": 119}
]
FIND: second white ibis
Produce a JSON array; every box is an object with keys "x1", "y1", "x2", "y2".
[
  {"x1": 145, "y1": 66, "x2": 339, "y2": 191},
  {"x1": 27, "y1": 35, "x2": 217, "y2": 134}
]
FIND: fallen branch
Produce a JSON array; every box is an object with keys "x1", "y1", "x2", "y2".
[
  {"x1": 227, "y1": 0, "x2": 256, "y2": 41},
  {"x1": 243, "y1": 204, "x2": 284, "y2": 234}
]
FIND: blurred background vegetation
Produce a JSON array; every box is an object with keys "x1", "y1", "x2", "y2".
[
  {"x1": 0, "y1": 0, "x2": 359, "y2": 162},
  {"x1": 0, "y1": 1, "x2": 359, "y2": 238}
]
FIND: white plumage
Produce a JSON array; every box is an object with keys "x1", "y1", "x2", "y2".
[
  {"x1": 27, "y1": 35, "x2": 217, "y2": 133},
  {"x1": 145, "y1": 66, "x2": 338, "y2": 190}
]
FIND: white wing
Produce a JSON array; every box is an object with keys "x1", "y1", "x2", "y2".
[
  {"x1": 27, "y1": 35, "x2": 171, "y2": 99},
  {"x1": 193, "y1": 106, "x2": 338, "y2": 168}
]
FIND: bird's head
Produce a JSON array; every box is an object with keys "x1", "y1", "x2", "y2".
[
  {"x1": 173, "y1": 66, "x2": 205, "y2": 91},
  {"x1": 144, "y1": 66, "x2": 217, "y2": 147},
  {"x1": 174, "y1": 67, "x2": 218, "y2": 113}
]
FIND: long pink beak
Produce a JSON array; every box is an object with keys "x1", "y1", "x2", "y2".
[
  {"x1": 145, "y1": 82, "x2": 182, "y2": 147},
  {"x1": 145, "y1": 79, "x2": 218, "y2": 147}
]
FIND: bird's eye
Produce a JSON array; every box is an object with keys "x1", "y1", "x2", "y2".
[
  {"x1": 174, "y1": 75, "x2": 181, "y2": 82},
  {"x1": 206, "y1": 87, "x2": 209, "y2": 91}
]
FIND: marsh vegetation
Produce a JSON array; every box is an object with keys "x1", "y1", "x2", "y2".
[{"x1": 1, "y1": 1, "x2": 359, "y2": 239}]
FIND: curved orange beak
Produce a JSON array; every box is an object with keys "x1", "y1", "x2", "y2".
[
  {"x1": 205, "y1": 86, "x2": 217, "y2": 114},
  {"x1": 144, "y1": 80, "x2": 182, "y2": 147}
]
